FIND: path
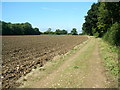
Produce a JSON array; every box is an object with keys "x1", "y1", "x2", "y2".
[{"x1": 18, "y1": 37, "x2": 109, "y2": 88}]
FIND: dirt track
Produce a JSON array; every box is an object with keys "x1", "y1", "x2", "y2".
[
  {"x1": 2, "y1": 35, "x2": 87, "y2": 88},
  {"x1": 18, "y1": 37, "x2": 112, "y2": 88}
]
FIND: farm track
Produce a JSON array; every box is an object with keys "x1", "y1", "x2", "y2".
[
  {"x1": 18, "y1": 37, "x2": 111, "y2": 88},
  {"x1": 2, "y1": 35, "x2": 88, "y2": 88}
]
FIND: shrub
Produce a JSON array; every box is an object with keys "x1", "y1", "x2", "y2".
[{"x1": 103, "y1": 22, "x2": 120, "y2": 46}]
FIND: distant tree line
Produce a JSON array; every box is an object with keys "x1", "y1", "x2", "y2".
[
  {"x1": 1, "y1": 21, "x2": 41, "y2": 35},
  {"x1": 82, "y1": 2, "x2": 120, "y2": 46},
  {"x1": 43, "y1": 28, "x2": 78, "y2": 35},
  {"x1": 1, "y1": 21, "x2": 78, "y2": 35}
]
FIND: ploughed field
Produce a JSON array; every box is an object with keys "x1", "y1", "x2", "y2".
[{"x1": 2, "y1": 35, "x2": 88, "y2": 88}]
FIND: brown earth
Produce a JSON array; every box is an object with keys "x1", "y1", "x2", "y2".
[{"x1": 2, "y1": 35, "x2": 88, "y2": 88}]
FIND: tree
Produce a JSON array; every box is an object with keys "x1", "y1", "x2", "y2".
[
  {"x1": 104, "y1": 22, "x2": 120, "y2": 46},
  {"x1": 23, "y1": 22, "x2": 34, "y2": 35},
  {"x1": 82, "y1": 3, "x2": 99, "y2": 36},
  {"x1": 44, "y1": 28, "x2": 54, "y2": 34},
  {"x1": 61, "y1": 30, "x2": 68, "y2": 35},
  {"x1": 34, "y1": 28, "x2": 41, "y2": 35},
  {"x1": 55, "y1": 29, "x2": 68, "y2": 35},
  {"x1": 82, "y1": 2, "x2": 120, "y2": 46},
  {"x1": 2, "y1": 21, "x2": 41, "y2": 35},
  {"x1": 96, "y1": 2, "x2": 110, "y2": 37},
  {"x1": 2, "y1": 22, "x2": 13, "y2": 35},
  {"x1": 71, "y1": 28, "x2": 78, "y2": 35},
  {"x1": 55, "y1": 29, "x2": 62, "y2": 35},
  {"x1": 12, "y1": 24, "x2": 24, "y2": 35},
  {"x1": 105, "y1": 2, "x2": 120, "y2": 24}
]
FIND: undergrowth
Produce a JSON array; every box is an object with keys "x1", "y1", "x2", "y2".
[{"x1": 99, "y1": 38, "x2": 119, "y2": 87}]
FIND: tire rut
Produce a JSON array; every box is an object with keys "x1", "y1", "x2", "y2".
[{"x1": 18, "y1": 37, "x2": 109, "y2": 88}]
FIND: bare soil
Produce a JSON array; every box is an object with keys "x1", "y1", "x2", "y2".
[
  {"x1": 18, "y1": 37, "x2": 112, "y2": 88},
  {"x1": 2, "y1": 35, "x2": 88, "y2": 88}
]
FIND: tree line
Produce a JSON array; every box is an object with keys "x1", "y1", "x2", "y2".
[
  {"x1": 1, "y1": 21, "x2": 41, "y2": 35},
  {"x1": 43, "y1": 28, "x2": 78, "y2": 35},
  {"x1": 82, "y1": 2, "x2": 120, "y2": 46},
  {"x1": 1, "y1": 21, "x2": 78, "y2": 35}
]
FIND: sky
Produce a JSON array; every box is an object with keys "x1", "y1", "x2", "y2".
[
  {"x1": 2, "y1": 2, "x2": 95, "y2": 33},
  {"x1": 2, "y1": 0, "x2": 98, "y2": 2}
]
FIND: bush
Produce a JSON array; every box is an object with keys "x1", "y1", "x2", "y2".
[
  {"x1": 94, "y1": 32, "x2": 99, "y2": 38},
  {"x1": 103, "y1": 22, "x2": 120, "y2": 46},
  {"x1": 71, "y1": 28, "x2": 78, "y2": 35}
]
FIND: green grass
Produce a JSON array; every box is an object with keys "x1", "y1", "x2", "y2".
[
  {"x1": 98, "y1": 38, "x2": 119, "y2": 87},
  {"x1": 73, "y1": 66, "x2": 80, "y2": 69},
  {"x1": 51, "y1": 38, "x2": 95, "y2": 88},
  {"x1": 18, "y1": 38, "x2": 90, "y2": 88}
]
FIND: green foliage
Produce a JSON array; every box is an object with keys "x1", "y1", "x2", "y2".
[
  {"x1": 44, "y1": 28, "x2": 68, "y2": 35},
  {"x1": 99, "y1": 39, "x2": 118, "y2": 76},
  {"x1": 96, "y1": 2, "x2": 110, "y2": 37},
  {"x1": 104, "y1": 56, "x2": 118, "y2": 76},
  {"x1": 82, "y1": 3, "x2": 99, "y2": 35},
  {"x1": 2, "y1": 22, "x2": 13, "y2": 35},
  {"x1": 73, "y1": 66, "x2": 80, "y2": 69},
  {"x1": 12, "y1": 24, "x2": 24, "y2": 35},
  {"x1": 61, "y1": 30, "x2": 68, "y2": 35},
  {"x1": 1, "y1": 21, "x2": 71, "y2": 36},
  {"x1": 103, "y1": 22, "x2": 120, "y2": 46},
  {"x1": 105, "y1": 2, "x2": 120, "y2": 24},
  {"x1": 34, "y1": 28, "x2": 42, "y2": 35},
  {"x1": 71, "y1": 28, "x2": 78, "y2": 35},
  {"x1": 79, "y1": 33, "x2": 84, "y2": 35},
  {"x1": 55, "y1": 29, "x2": 68, "y2": 35},
  {"x1": 2, "y1": 21, "x2": 41, "y2": 35},
  {"x1": 44, "y1": 28, "x2": 54, "y2": 35},
  {"x1": 82, "y1": 2, "x2": 120, "y2": 46},
  {"x1": 94, "y1": 32, "x2": 99, "y2": 37},
  {"x1": 92, "y1": 27, "x2": 99, "y2": 37}
]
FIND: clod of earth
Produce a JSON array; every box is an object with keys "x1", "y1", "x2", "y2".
[{"x1": 2, "y1": 35, "x2": 88, "y2": 88}]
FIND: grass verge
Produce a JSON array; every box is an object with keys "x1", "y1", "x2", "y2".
[
  {"x1": 98, "y1": 38, "x2": 119, "y2": 88},
  {"x1": 17, "y1": 38, "x2": 90, "y2": 88}
]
